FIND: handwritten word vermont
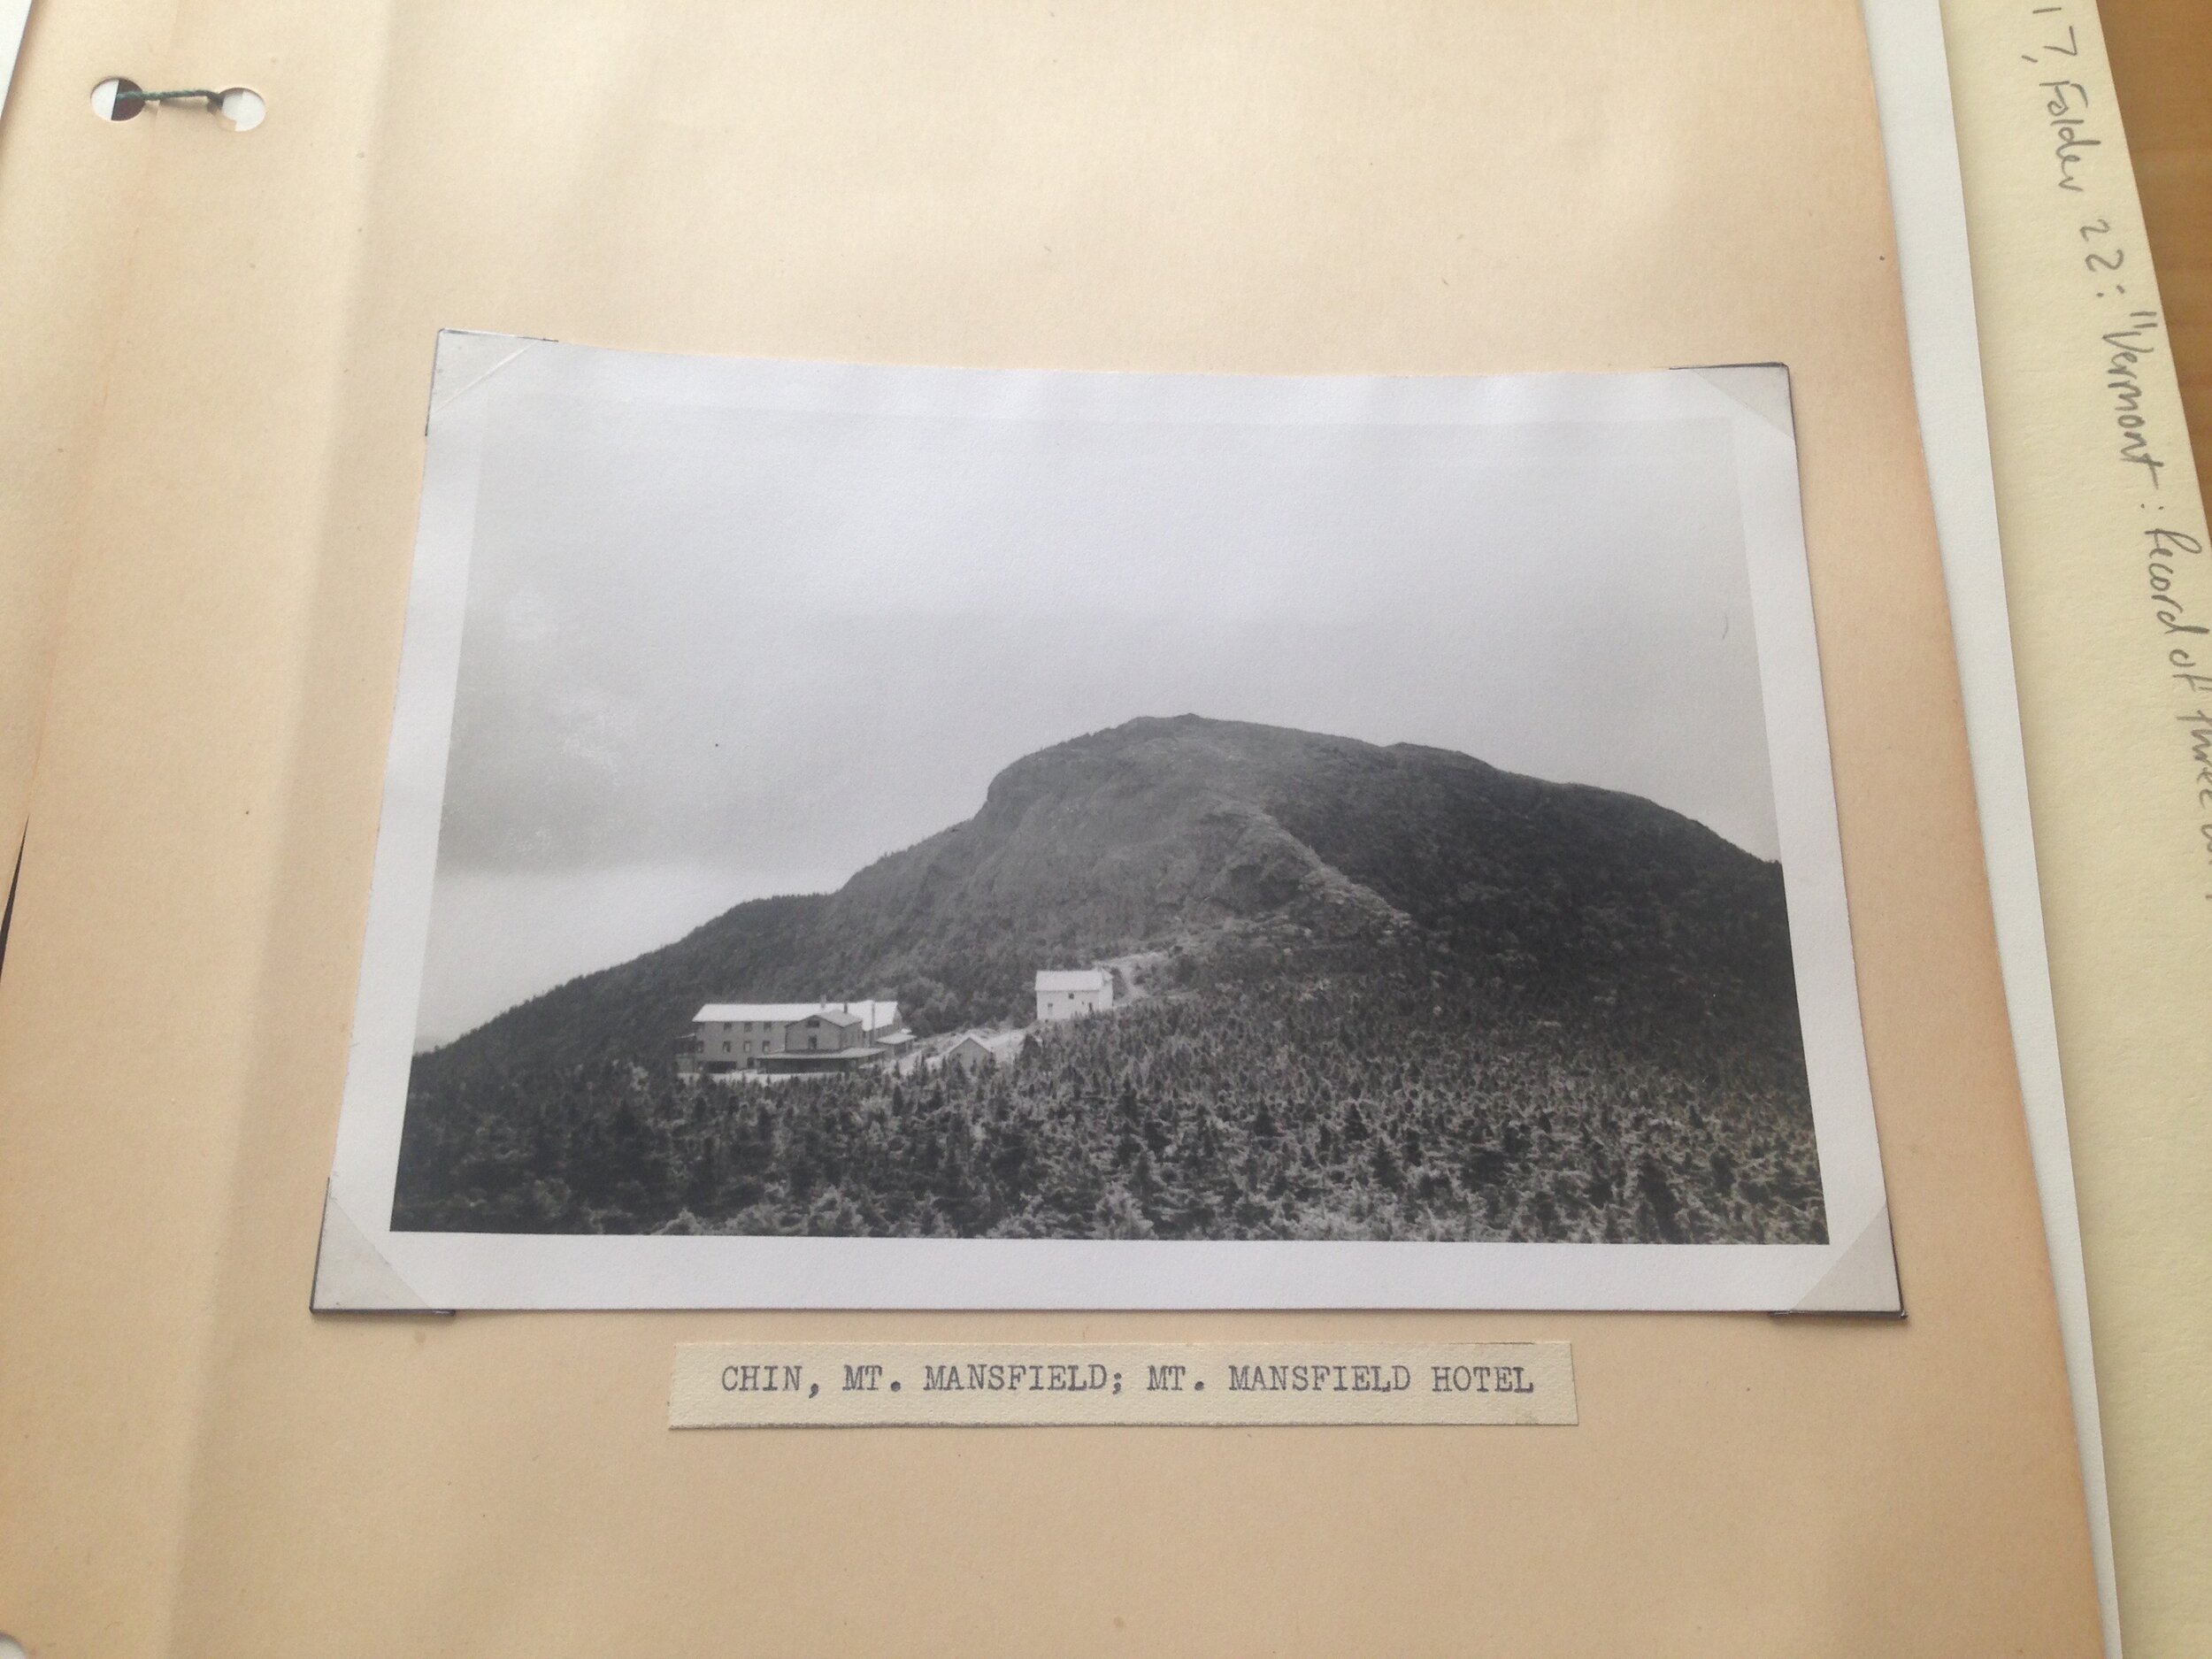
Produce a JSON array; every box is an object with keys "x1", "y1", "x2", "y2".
[{"x1": 2022, "y1": 2, "x2": 2212, "y2": 890}]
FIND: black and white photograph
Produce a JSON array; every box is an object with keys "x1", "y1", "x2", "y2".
[{"x1": 317, "y1": 338, "x2": 1893, "y2": 1310}]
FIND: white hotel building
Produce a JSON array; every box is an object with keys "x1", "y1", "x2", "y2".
[{"x1": 679, "y1": 1001, "x2": 906, "y2": 1078}]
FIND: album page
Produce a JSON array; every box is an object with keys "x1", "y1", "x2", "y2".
[{"x1": 0, "y1": 0, "x2": 2101, "y2": 1653}]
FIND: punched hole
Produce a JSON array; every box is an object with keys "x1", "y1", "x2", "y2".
[
  {"x1": 90, "y1": 76, "x2": 143, "y2": 119},
  {"x1": 216, "y1": 88, "x2": 266, "y2": 131}
]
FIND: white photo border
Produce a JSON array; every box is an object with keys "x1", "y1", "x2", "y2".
[{"x1": 316, "y1": 337, "x2": 1896, "y2": 1312}]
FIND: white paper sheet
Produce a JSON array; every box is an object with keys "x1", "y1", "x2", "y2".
[{"x1": 1860, "y1": 1, "x2": 2116, "y2": 1649}]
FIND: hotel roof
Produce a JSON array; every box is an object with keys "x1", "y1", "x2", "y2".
[{"x1": 695, "y1": 1000, "x2": 902, "y2": 1028}]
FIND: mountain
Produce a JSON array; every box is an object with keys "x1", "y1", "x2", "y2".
[
  {"x1": 411, "y1": 714, "x2": 1799, "y2": 1080},
  {"x1": 395, "y1": 715, "x2": 1820, "y2": 1243}
]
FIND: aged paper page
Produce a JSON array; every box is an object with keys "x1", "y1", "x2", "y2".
[
  {"x1": 1945, "y1": 0, "x2": 2212, "y2": 1650},
  {"x1": 0, "y1": 1, "x2": 2099, "y2": 1654},
  {"x1": 0, "y1": 0, "x2": 184, "y2": 884}
]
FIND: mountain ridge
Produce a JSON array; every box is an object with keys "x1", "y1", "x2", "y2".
[{"x1": 411, "y1": 713, "x2": 1796, "y2": 1084}]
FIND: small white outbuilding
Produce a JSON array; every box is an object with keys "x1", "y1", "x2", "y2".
[{"x1": 1034, "y1": 968, "x2": 1112, "y2": 1023}]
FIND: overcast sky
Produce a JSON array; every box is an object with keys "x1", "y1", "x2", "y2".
[{"x1": 414, "y1": 370, "x2": 1775, "y2": 1045}]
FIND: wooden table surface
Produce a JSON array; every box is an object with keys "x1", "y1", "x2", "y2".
[{"x1": 2105, "y1": 1, "x2": 2211, "y2": 487}]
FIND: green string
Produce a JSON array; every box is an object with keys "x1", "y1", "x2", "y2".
[{"x1": 117, "y1": 88, "x2": 224, "y2": 108}]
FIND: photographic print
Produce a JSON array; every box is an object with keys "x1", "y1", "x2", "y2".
[{"x1": 316, "y1": 336, "x2": 1894, "y2": 1310}]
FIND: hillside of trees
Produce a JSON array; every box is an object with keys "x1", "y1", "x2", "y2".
[{"x1": 393, "y1": 936, "x2": 1824, "y2": 1243}]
